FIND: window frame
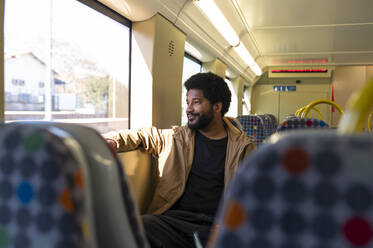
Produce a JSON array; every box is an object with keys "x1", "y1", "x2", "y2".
[
  {"x1": 77, "y1": 0, "x2": 132, "y2": 28},
  {"x1": 184, "y1": 52, "x2": 202, "y2": 68},
  {"x1": 77, "y1": 0, "x2": 133, "y2": 128}
]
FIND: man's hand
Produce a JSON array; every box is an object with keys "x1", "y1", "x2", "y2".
[{"x1": 106, "y1": 139, "x2": 118, "y2": 151}]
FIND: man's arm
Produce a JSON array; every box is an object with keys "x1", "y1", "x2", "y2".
[
  {"x1": 242, "y1": 141, "x2": 256, "y2": 159},
  {"x1": 106, "y1": 138, "x2": 118, "y2": 151},
  {"x1": 103, "y1": 127, "x2": 169, "y2": 155}
]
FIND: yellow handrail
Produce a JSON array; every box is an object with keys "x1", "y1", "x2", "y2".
[
  {"x1": 295, "y1": 106, "x2": 323, "y2": 119},
  {"x1": 294, "y1": 107, "x2": 304, "y2": 116},
  {"x1": 302, "y1": 99, "x2": 343, "y2": 119},
  {"x1": 338, "y1": 78, "x2": 373, "y2": 134},
  {"x1": 368, "y1": 112, "x2": 373, "y2": 133}
]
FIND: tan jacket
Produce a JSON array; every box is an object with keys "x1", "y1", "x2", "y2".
[{"x1": 104, "y1": 117, "x2": 256, "y2": 214}]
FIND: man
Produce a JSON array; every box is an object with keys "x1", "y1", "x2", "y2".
[{"x1": 105, "y1": 72, "x2": 255, "y2": 247}]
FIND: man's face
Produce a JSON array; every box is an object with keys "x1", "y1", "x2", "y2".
[{"x1": 186, "y1": 89, "x2": 215, "y2": 130}]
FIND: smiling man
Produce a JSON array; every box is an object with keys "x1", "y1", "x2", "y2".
[{"x1": 104, "y1": 72, "x2": 256, "y2": 248}]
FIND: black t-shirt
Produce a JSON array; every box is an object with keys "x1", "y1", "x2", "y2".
[{"x1": 171, "y1": 131, "x2": 227, "y2": 217}]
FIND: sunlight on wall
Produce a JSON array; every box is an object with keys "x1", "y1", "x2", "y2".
[{"x1": 131, "y1": 34, "x2": 153, "y2": 129}]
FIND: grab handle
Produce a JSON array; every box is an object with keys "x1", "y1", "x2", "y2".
[
  {"x1": 338, "y1": 79, "x2": 373, "y2": 134},
  {"x1": 302, "y1": 99, "x2": 343, "y2": 119}
]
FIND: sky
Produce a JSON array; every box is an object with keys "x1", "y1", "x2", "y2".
[{"x1": 5, "y1": 0, "x2": 130, "y2": 82}]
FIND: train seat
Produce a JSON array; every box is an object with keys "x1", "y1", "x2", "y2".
[
  {"x1": 259, "y1": 114, "x2": 278, "y2": 137},
  {"x1": 117, "y1": 150, "x2": 158, "y2": 214},
  {"x1": 0, "y1": 122, "x2": 148, "y2": 248},
  {"x1": 237, "y1": 114, "x2": 277, "y2": 145},
  {"x1": 211, "y1": 130, "x2": 373, "y2": 248},
  {"x1": 276, "y1": 116, "x2": 329, "y2": 132}
]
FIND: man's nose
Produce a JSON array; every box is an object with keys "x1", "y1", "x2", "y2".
[{"x1": 186, "y1": 103, "x2": 193, "y2": 113}]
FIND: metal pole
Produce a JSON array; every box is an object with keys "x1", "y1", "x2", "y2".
[{"x1": 44, "y1": 0, "x2": 52, "y2": 120}]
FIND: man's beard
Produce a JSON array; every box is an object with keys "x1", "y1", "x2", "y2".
[{"x1": 187, "y1": 109, "x2": 214, "y2": 130}]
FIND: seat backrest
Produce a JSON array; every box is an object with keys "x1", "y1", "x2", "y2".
[
  {"x1": 48, "y1": 123, "x2": 149, "y2": 248},
  {"x1": 0, "y1": 122, "x2": 149, "y2": 248},
  {"x1": 258, "y1": 114, "x2": 277, "y2": 137},
  {"x1": 118, "y1": 150, "x2": 158, "y2": 214},
  {"x1": 276, "y1": 116, "x2": 329, "y2": 132},
  {"x1": 237, "y1": 115, "x2": 267, "y2": 145},
  {"x1": 0, "y1": 123, "x2": 90, "y2": 247},
  {"x1": 211, "y1": 130, "x2": 373, "y2": 248}
]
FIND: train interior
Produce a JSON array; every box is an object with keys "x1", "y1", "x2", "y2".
[{"x1": 1, "y1": 0, "x2": 373, "y2": 247}]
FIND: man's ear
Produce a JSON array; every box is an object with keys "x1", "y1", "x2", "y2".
[{"x1": 213, "y1": 102, "x2": 223, "y2": 113}]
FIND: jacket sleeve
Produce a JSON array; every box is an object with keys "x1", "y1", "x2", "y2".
[
  {"x1": 102, "y1": 127, "x2": 171, "y2": 155},
  {"x1": 240, "y1": 140, "x2": 256, "y2": 162}
]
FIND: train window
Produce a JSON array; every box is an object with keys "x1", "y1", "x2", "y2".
[
  {"x1": 225, "y1": 77, "x2": 238, "y2": 117},
  {"x1": 181, "y1": 53, "x2": 202, "y2": 125},
  {"x1": 242, "y1": 86, "x2": 251, "y2": 115},
  {"x1": 4, "y1": 0, "x2": 131, "y2": 133}
]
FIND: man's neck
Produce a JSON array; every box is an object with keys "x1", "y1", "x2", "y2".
[{"x1": 198, "y1": 117, "x2": 227, "y2": 140}]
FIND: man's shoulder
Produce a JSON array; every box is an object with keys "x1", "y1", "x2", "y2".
[
  {"x1": 236, "y1": 131, "x2": 254, "y2": 144},
  {"x1": 170, "y1": 125, "x2": 193, "y2": 138},
  {"x1": 228, "y1": 126, "x2": 255, "y2": 149}
]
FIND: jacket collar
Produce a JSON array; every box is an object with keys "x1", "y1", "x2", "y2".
[{"x1": 223, "y1": 117, "x2": 242, "y2": 141}]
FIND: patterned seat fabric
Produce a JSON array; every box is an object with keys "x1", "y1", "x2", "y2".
[
  {"x1": 258, "y1": 114, "x2": 277, "y2": 138},
  {"x1": 0, "y1": 124, "x2": 87, "y2": 248},
  {"x1": 211, "y1": 131, "x2": 373, "y2": 248},
  {"x1": 52, "y1": 123, "x2": 148, "y2": 248},
  {"x1": 237, "y1": 115, "x2": 277, "y2": 145},
  {"x1": 276, "y1": 116, "x2": 329, "y2": 132},
  {"x1": 0, "y1": 123, "x2": 149, "y2": 248}
]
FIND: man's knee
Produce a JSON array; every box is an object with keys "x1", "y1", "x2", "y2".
[
  {"x1": 141, "y1": 214, "x2": 165, "y2": 248},
  {"x1": 141, "y1": 214, "x2": 195, "y2": 248}
]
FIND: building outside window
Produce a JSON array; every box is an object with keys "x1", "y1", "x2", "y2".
[{"x1": 4, "y1": 0, "x2": 131, "y2": 133}]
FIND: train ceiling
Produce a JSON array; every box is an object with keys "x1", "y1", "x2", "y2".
[{"x1": 98, "y1": 0, "x2": 373, "y2": 83}]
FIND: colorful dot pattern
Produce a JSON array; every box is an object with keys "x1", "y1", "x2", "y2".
[
  {"x1": 0, "y1": 125, "x2": 87, "y2": 248},
  {"x1": 237, "y1": 114, "x2": 277, "y2": 146},
  {"x1": 261, "y1": 114, "x2": 278, "y2": 137},
  {"x1": 213, "y1": 131, "x2": 373, "y2": 248},
  {"x1": 276, "y1": 116, "x2": 329, "y2": 132}
]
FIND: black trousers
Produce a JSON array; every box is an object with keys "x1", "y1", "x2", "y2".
[{"x1": 142, "y1": 210, "x2": 214, "y2": 248}]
